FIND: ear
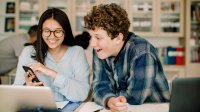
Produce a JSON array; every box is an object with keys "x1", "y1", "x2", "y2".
[{"x1": 114, "y1": 33, "x2": 124, "y2": 44}]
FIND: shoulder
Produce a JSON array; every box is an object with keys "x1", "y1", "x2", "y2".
[
  {"x1": 21, "y1": 45, "x2": 35, "y2": 55},
  {"x1": 128, "y1": 33, "x2": 155, "y2": 51},
  {"x1": 123, "y1": 33, "x2": 158, "y2": 58},
  {"x1": 69, "y1": 45, "x2": 85, "y2": 53},
  {"x1": 128, "y1": 33, "x2": 150, "y2": 46}
]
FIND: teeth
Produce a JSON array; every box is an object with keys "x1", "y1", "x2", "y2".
[{"x1": 49, "y1": 40, "x2": 56, "y2": 44}]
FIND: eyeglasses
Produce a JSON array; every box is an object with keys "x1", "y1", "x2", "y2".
[{"x1": 42, "y1": 29, "x2": 65, "y2": 38}]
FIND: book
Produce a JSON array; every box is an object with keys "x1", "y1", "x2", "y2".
[
  {"x1": 176, "y1": 47, "x2": 184, "y2": 65},
  {"x1": 4, "y1": 17, "x2": 15, "y2": 32},
  {"x1": 166, "y1": 47, "x2": 176, "y2": 65},
  {"x1": 6, "y1": 2, "x2": 15, "y2": 13}
]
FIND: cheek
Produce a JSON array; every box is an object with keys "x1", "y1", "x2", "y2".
[
  {"x1": 60, "y1": 37, "x2": 65, "y2": 43},
  {"x1": 101, "y1": 41, "x2": 114, "y2": 51},
  {"x1": 98, "y1": 41, "x2": 108, "y2": 49}
]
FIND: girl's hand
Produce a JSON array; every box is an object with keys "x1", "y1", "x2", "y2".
[
  {"x1": 24, "y1": 70, "x2": 43, "y2": 86},
  {"x1": 27, "y1": 62, "x2": 57, "y2": 79}
]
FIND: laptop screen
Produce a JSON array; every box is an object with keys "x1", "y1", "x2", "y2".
[
  {"x1": 0, "y1": 85, "x2": 57, "y2": 112},
  {"x1": 169, "y1": 77, "x2": 200, "y2": 112}
]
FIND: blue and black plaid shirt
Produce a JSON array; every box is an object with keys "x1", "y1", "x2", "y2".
[{"x1": 92, "y1": 32, "x2": 170, "y2": 107}]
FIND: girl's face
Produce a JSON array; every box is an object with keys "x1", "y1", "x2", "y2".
[{"x1": 42, "y1": 18, "x2": 65, "y2": 50}]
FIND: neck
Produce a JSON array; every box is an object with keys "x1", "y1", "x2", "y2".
[
  {"x1": 113, "y1": 41, "x2": 125, "y2": 56},
  {"x1": 49, "y1": 45, "x2": 68, "y2": 62}
]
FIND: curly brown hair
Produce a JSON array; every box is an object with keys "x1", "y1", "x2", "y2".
[{"x1": 84, "y1": 3, "x2": 130, "y2": 40}]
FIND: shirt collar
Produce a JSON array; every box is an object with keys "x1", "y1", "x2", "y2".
[{"x1": 114, "y1": 32, "x2": 133, "y2": 62}]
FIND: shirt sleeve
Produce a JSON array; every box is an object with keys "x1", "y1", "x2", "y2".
[
  {"x1": 53, "y1": 47, "x2": 90, "y2": 102},
  {"x1": 92, "y1": 51, "x2": 116, "y2": 107},
  {"x1": 119, "y1": 53, "x2": 170, "y2": 104},
  {"x1": 13, "y1": 46, "x2": 34, "y2": 85}
]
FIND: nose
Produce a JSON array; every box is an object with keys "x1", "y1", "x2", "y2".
[{"x1": 48, "y1": 31, "x2": 55, "y2": 39}]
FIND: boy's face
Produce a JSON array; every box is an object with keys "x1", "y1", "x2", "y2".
[{"x1": 88, "y1": 28, "x2": 123, "y2": 59}]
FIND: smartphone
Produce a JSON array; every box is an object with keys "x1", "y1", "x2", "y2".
[{"x1": 22, "y1": 65, "x2": 43, "y2": 86}]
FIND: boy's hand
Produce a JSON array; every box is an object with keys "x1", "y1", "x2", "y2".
[{"x1": 107, "y1": 96, "x2": 128, "y2": 112}]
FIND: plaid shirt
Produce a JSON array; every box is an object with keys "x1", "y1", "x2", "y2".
[{"x1": 92, "y1": 32, "x2": 170, "y2": 107}]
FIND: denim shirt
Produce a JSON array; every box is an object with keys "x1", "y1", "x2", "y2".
[{"x1": 92, "y1": 32, "x2": 170, "y2": 107}]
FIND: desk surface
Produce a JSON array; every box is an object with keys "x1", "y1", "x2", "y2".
[
  {"x1": 62, "y1": 102, "x2": 81, "y2": 112},
  {"x1": 75, "y1": 102, "x2": 169, "y2": 112}
]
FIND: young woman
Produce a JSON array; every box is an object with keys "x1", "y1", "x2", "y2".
[{"x1": 14, "y1": 8, "x2": 90, "y2": 102}]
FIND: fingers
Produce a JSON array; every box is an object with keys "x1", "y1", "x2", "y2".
[
  {"x1": 119, "y1": 96, "x2": 127, "y2": 103},
  {"x1": 111, "y1": 102, "x2": 128, "y2": 111},
  {"x1": 32, "y1": 82, "x2": 44, "y2": 86},
  {"x1": 24, "y1": 71, "x2": 43, "y2": 86},
  {"x1": 115, "y1": 102, "x2": 128, "y2": 107},
  {"x1": 26, "y1": 81, "x2": 43, "y2": 86},
  {"x1": 108, "y1": 96, "x2": 128, "y2": 112},
  {"x1": 25, "y1": 72, "x2": 33, "y2": 82}
]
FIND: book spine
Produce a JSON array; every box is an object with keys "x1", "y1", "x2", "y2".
[{"x1": 176, "y1": 47, "x2": 184, "y2": 65}]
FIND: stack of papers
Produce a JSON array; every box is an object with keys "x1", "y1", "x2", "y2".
[
  {"x1": 56, "y1": 101, "x2": 69, "y2": 109},
  {"x1": 77, "y1": 102, "x2": 105, "y2": 112}
]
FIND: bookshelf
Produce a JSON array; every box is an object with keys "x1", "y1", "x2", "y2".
[
  {"x1": 128, "y1": 0, "x2": 185, "y2": 78},
  {"x1": 0, "y1": 0, "x2": 15, "y2": 33},
  {"x1": 128, "y1": 0, "x2": 184, "y2": 38},
  {"x1": 44, "y1": 0, "x2": 71, "y2": 19},
  {"x1": 12, "y1": 0, "x2": 200, "y2": 77},
  {"x1": 71, "y1": 0, "x2": 94, "y2": 35},
  {"x1": 71, "y1": 0, "x2": 127, "y2": 35},
  {"x1": 158, "y1": 0, "x2": 184, "y2": 37},
  {"x1": 128, "y1": 0, "x2": 155, "y2": 37},
  {"x1": 186, "y1": 0, "x2": 200, "y2": 77},
  {"x1": 15, "y1": 0, "x2": 44, "y2": 33}
]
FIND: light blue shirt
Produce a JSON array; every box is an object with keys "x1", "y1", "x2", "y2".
[{"x1": 14, "y1": 45, "x2": 90, "y2": 102}]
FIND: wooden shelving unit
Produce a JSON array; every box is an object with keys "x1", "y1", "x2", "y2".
[
  {"x1": 3, "y1": 0, "x2": 199, "y2": 77},
  {"x1": 15, "y1": 0, "x2": 44, "y2": 33},
  {"x1": 0, "y1": 0, "x2": 15, "y2": 33},
  {"x1": 185, "y1": 0, "x2": 200, "y2": 77}
]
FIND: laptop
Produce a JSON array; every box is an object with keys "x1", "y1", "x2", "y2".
[
  {"x1": 169, "y1": 77, "x2": 200, "y2": 112},
  {"x1": 0, "y1": 85, "x2": 57, "y2": 112}
]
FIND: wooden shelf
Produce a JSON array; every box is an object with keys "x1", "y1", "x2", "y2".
[{"x1": 185, "y1": 0, "x2": 200, "y2": 77}]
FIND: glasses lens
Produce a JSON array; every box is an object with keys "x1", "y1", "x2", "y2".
[
  {"x1": 42, "y1": 29, "x2": 51, "y2": 37},
  {"x1": 54, "y1": 30, "x2": 64, "y2": 38},
  {"x1": 42, "y1": 29, "x2": 64, "y2": 38}
]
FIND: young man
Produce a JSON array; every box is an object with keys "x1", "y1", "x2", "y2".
[{"x1": 84, "y1": 3, "x2": 170, "y2": 112}]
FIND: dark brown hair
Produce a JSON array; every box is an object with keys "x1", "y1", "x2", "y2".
[
  {"x1": 75, "y1": 31, "x2": 90, "y2": 49},
  {"x1": 84, "y1": 3, "x2": 130, "y2": 39}
]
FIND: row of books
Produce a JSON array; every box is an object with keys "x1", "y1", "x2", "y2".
[
  {"x1": 191, "y1": 46, "x2": 200, "y2": 63},
  {"x1": 192, "y1": 3, "x2": 200, "y2": 22},
  {"x1": 157, "y1": 46, "x2": 184, "y2": 65}
]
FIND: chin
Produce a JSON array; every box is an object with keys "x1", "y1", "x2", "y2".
[{"x1": 97, "y1": 54, "x2": 108, "y2": 60}]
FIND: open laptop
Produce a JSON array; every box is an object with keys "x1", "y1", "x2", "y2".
[
  {"x1": 169, "y1": 77, "x2": 200, "y2": 112},
  {"x1": 0, "y1": 85, "x2": 58, "y2": 112}
]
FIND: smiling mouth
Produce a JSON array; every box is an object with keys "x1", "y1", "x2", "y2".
[{"x1": 49, "y1": 40, "x2": 56, "y2": 43}]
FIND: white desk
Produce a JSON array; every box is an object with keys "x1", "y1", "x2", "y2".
[{"x1": 75, "y1": 102, "x2": 169, "y2": 112}]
